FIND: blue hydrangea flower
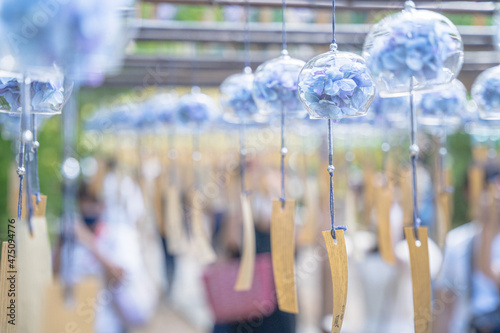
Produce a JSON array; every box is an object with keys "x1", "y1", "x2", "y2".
[
  {"x1": 220, "y1": 71, "x2": 259, "y2": 123},
  {"x1": 0, "y1": 77, "x2": 65, "y2": 113},
  {"x1": 253, "y1": 55, "x2": 306, "y2": 115},
  {"x1": 418, "y1": 80, "x2": 466, "y2": 127},
  {"x1": 298, "y1": 51, "x2": 375, "y2": 119},
  {"x1": 178, "y1": 89, "x2": 219, "y2": 126},
  {"x1": 363, "y1": 7, "x2": 463, "y2": 95},
  {"x1": 472, "y1": 66, "x2": 500, "y2": 121}
]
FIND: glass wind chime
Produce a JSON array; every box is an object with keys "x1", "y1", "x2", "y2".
[
  {"x1": 251, "y1": 0, "x2": 305, "y2": 314},
  {"x1": 298, "y1": 0, "x2": 375, "y2": 330},
  {"x1": 177, "y1": 85, "x2": 219, "y2": 264},
  {"x1": 363, "y1": 1, "x2": 463, "y2": 332},
  {"x1": 220, "y1": 0, "x2": 265, "y2": 291}
]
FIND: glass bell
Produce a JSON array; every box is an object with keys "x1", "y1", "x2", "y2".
[
  {"x1": 220, "y1": 67, "x2": 264, "y2": 124},
  {"x1": 0, "y1": 67, "x2": 69, "y2": 115},
  {"x1": 252, "y1": 51, "x2": 306, "y2": 117},
  {"x1": 177, "y1": 86, "x2": 219, "y2": 126},
  {"x1": 362, "y1": 0, "x2": 463, "y2": 97},
  {"x1": 471, "y1": 65, "x2": 500, "y2": 120},
  {"x1": 298, "y1": 44, "x2": 376, "y2": 119},
  {"x1": 417, "y1": 80, "x2": 467, "y2": 129}
]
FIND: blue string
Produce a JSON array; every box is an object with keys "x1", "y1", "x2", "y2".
[
  {"x1": 280, "y1": 105, "x2": 286, "y2": 207},
  {"x1": 282, "y1": 0, "x2": 287, "y2": 52},
  {"x1": 328, "y1": 119, "x2": 346, "y2": 239},
  {"x1": 17, "y1": 174, "x2": 24, "y2": 219},
  {"x1": 332, "y1": 0, "x2": 336, "y2": 44},
  {"x1": 244, "y1": 0, "x2": 251, "y2": 69},
  {"x1": 240, "y1": 124, "x2": 248, "y2": 195},
  {"x1": 409, "y1": 77, "x2": 421, "y2": 239}
]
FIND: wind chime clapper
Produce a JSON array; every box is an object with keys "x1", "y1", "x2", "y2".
[
  {"x1": 362, "y1": 1, "x2": 464, "y2": 331},
  {"x1": 298, "y1": 0, "x2": 376, "y2": 320}
]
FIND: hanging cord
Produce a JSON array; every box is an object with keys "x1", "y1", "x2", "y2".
[
  {"x1": 240, "y1": 124, "x2": 248, "y2": 195},
  {"x1": 167, "y1": 129, "x2": 177, "y2": 186},
  {"x1": 331, "y1": 0, "x2": 336, "y2": 45},
  {"x1": 409, "y1": 77, "x2": 421, "y2": 240},
  {"x1": 244, "y1": 0, "x2": 251, "y2": 69},
  {"x1": 32, "y1": 114, "x2": 41, "y2": 203},
  {"x1": 328, "y1": 119, "x2": 347, "y2": 240},
  {"x1": 192, "y1": 128, "x2": 201, "y2": 189},
  {"x1": 280, "y1": 106, "x2": 287, "y2": 208},
  {"x1": 281, "y1": 0, "x2": 287, "y2": 53}
]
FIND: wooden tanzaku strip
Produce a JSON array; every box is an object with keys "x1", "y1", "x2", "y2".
[
  {"x1": 154, "y1": 177, "x2": 166, "y2": 237},
  {"x1": 0, "y1": 242, "x2": 16, "y2": 332},
  {"x1": 191, "y1": 196, "x2": 217, "y2": 264},
  {"x1": 17, "y1": 196, "x2": 52, "y2": 333},
  {"x1": 468, "y1": 164, "x2": 484, "y2": 221},
  {"x1": 42, "y1": 279, "x2": 100, "y2": 333},
  {"x1": 401, "y1": 167, "x2": 413, "y2": 227},
  {"x1": 404, "y1": 227, "x2": 431, "y2": 333},
  {"x1": 165, "y1": 186, "x2": 186, "y2": 255},
  {"x1": 322, "y1": 230, "x2": 348, "y2": 333},
  {"x1": 362, "y1": 168, "x2": 375, "y2": 226},
  {"x1": 436, "y1": 191, "x2": 452, "y2": 249},
  {"x1": 298, "y1": 176, "x2": 319, "y2": 246},
  {"x1": 472, "y1": 146, "x2": 489, "y2": 163},
  {"x1": 234, "y1": 194, "x2": 256, "y2": 291},
  {"x1": 375, "y1": 185, "x2": 396, "y2": 264},
  {"x1": 271, "y1": 199, "x2": 298, "y2": 314},
  {"x1": 20, "y1": 194, "x2": 47, "y2": 219}
]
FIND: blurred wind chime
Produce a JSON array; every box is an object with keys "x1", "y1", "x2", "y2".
[
  {"x1": 220, "y1": 0, "x2": 266, "y2": 291},
  {"x1": 178, "y1": 66, "x2": 219, "y2": 264},
  {"x1": 298, "y1": 0, "x2": 375, "y2": 329},
  {"x1": 252, "y1": 0, "x2": 305, "y2": 313},
  {"x1": 363, "y1": 1, "x2": 464, "y2": 332}
]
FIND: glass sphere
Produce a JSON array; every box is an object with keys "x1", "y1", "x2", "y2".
[
  {"x1": 471, "y1": 65, "x2": 500, "y2": 120},
  {"x1": 417, "y1": 80, "x2": 467, "y2": 128},
  {"x1": 369, "y1": 94, "x2": 409, "y2": 128},
  {"x1": 177, "y1": 87, "x2": 219, "y2": 126},
  {"x1": 141, "y1": 92, "x2": 179, "y2": 126},
  {"x1": 0, "y1": 68, "x2": 68, "y2": 115},
  {"x1": 252, "y1": 52, "x2": 306, "y2": 116},
  {"x1": 362, "y1": 1, "x2": 463, "y2": 97},
  {"x1": 298, "y1": 47, "x2": 376, "y2": 119},
  {"x1": 220, "y1": 67, "x2": 263, "y2": 124}
]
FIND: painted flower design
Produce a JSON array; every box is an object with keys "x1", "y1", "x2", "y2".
[
  {"x1": 220, "y1": 71, "x2": 259, "y2": 123},
  {"x1": 363, "y1": 6, "x2": 463, "y2": 94},
  {"x1": 472, "y1": 65, "x2": 500, "y2": 120},
  {"x1": 253, "y1": 55, "x2": 305, "y2": 115},
  {"x1": 298, "y1": 51, "x2": 375, "y2": 119}
]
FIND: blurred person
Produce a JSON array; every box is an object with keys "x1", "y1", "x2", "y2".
[
  {"x1": 433, "y1": 162, "x2": 500, "y2": 333},
  {"x1": 66, "y1": 164, "x2": 161, "y2": 332},
  {"x1": 211, "y1": 164, "x2": 296, "y2": 333}
]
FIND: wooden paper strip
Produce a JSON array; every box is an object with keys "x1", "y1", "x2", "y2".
[
  {"x1": 472, "y1": 146, "x2": 489, "y2": 162},
  {"x1": 322, "y1": 230, "x2": 348, "y2": 333},
  {"x1": 271, "y1": 199, "x2": 298, "y2": 314},
  {"x1": 0, "y1": 242, "x2": 16, "y2": 332},
  {"x1": 436, "y1": 191, "x2": 452, "y2": 249},
  {"x1": 298, "y1": 176, "x2": 319, "y2": 246},
  {"x1": 404, "y1": 227, "x2": 431, "y2": 333},
  {"x1": 375, "y1": 185, "x2": 396, "y2": 264},
  {"x1": 191, "y1": 200, "x2": 217, "y2": 264},
  {"x1": 234, "y1": 194, "x2": 256, "y2": 291},
  {"x1": 344, "y1": 187, "x2": 357, "y2": 235},
  {"x1": 17, "y1": 195, "x2": 52, "y2": 333},
  {"x1": 401, "y1": 168, "x2": 414, "y2": 227},
  {"x1": 363, "y1": 169, "x2": 375, "y2": 226},
  {"x1": 468, "y1": 165, "x2": 484, "y2": 221},
  {"x1": 21, "y1": 194, "x2": 47, "y2": 219},
  {"x1": 42, "y1": 279, "x2": 100, "y2": 333},
  {"x1": 165, "y1": 186, "x2": 186, "y2": 255}
]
